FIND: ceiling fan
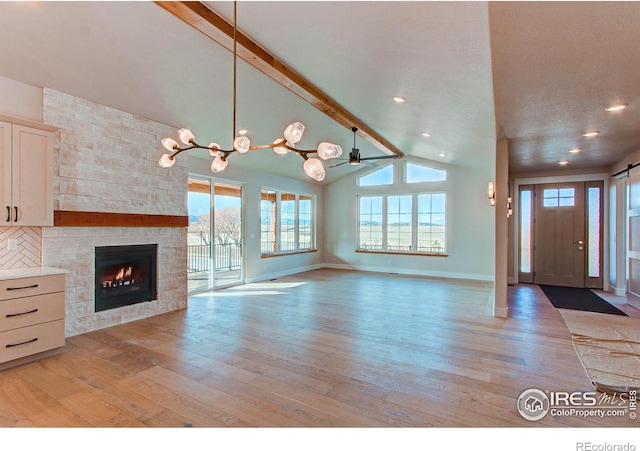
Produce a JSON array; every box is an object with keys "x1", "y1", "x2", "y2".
[{"x1": 330, "y1": 127, "x2": 400, "y2": 168}]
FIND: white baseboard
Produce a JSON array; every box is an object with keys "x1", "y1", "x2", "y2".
[
  {"x1": 494, "y1": 306, "x2": 508, "y2": 318},
  {"x1": 322, "y1": 263, "x2": 494, "y2": 282},
  {"x1": 245, "y1": 263, "x2": 324, "y2": 284},
  {"x1": 609, "y1": 286, "x2": 627, "y2": 296}
]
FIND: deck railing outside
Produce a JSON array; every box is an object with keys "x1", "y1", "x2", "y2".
[{"x1": 188, "y1": 243, "x2": 242, "y2": 273}]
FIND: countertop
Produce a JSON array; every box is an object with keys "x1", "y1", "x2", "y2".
[{"x1": 0, "y1": 267, "x2": 67, "y2": 281}]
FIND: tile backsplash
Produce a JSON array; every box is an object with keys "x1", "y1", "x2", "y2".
[{"x1": 0, "y1": 226, "x2": 42, "y2": 269}]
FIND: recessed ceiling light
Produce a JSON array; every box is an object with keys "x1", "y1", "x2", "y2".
[
  {"x1": 582, "y1": 131, "x2": 599, "y2": 137},
  {"x1": 438, "y1": 152, "x2": 446, "y2": 158},
  {"x1": 559, "y1": 160, "x2": 569, "y2": 165},
  {"x1": 605, "y1": 103, "x2": 628, "y2": 112},
  {"x1": 422, "y1": 132, "x2": 432, "y2": 137},
  {"x1": 238, "y1": 129, "x2": 248, "y2": 135},
  {"x1": 393, "y1": 96, "x2": 406, "y2": 103},
  {"x1": 569, "y1": 148, "x2": 581, "y2": 153}
]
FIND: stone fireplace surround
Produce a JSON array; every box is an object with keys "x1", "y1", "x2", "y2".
[{"x1": 37, "y1": 88, "x2": 188, "y2": 337}]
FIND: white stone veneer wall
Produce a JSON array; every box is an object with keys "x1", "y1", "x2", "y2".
[{"x1": 41, "y1": 88, "x2": 188, "y2": 337}]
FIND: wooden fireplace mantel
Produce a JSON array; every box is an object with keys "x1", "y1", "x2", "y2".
[{"x1": 53, "y1": 210, "x2": 188, "y2": 228}]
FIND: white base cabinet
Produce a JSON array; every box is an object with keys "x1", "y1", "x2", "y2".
[{"x1": 0, "y1": 270, "x2": 66, "y2": 370}]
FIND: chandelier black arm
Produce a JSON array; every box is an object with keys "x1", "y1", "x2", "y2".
[{"x1": 171, "y1": 140, "x2": 320, "y2": 161}]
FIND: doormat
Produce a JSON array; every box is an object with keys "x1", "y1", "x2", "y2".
[
  {"x1": 539, "y1": 285, "x2": 627, "y2": 316},
  {"x1": 559, "y1": 309, "x2": 640, "y2": 393}
]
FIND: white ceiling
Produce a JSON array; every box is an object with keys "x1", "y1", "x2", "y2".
[{"x1": 0, "y1": 1, "x2": 638, "y2": 182}]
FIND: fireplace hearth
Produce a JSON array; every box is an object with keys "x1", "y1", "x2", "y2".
[{"x1": 95, "y1": 244, "x2": 158, "y2": 312}]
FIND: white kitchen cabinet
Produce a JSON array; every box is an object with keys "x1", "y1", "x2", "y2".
[{"x1": 0, "y1": 118, "x2": 55, "y2": 226}]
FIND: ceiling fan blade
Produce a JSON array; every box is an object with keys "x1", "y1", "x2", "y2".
[
  {"x1": 330, "y1": 161, "x2": 349, "y2": 168},
  {"x1": 359, "y1": 155, "x2": 400, "y2": 161}
]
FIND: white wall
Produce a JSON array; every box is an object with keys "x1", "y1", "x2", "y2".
[
  {"x1": 324, "y1": 157, "x2": 496, "y2": 281},
  {"x1": 188, "y1": 155, "x2": 325, "y2": 283}
]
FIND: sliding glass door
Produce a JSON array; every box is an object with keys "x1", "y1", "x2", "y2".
[{"x1": 188, "y1": 177, "x2": 243, "y2": 293}]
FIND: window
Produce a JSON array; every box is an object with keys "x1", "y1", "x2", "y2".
[
  {"x1": 358, "y1": 193, "x2": 446, "y2": 254},
  {"x1": 280, "y1": 192, "x2": 296, "y2": 251},
  {"x1": 260, "y1": 190, "x2": 277, "y2": 253},
  {"x1": 417, "y1": 193, "x2": 446, "y2": 253},
  {"x1": 359, "y1": 196, "x2": 383, "y2": 250},
  {"x1": 387, "y1": 195, "x2": 413, "y2": 250},
  {"x1": 406, "y1": 162, "x2": 446, "y2": 183},
  {"x1": 261, "y1": 189, "x2": 315, "y2": 254},
  {"x1": 299, "y1": 195, "x2": 312, "y2": 250},
  {"x1": 543, "y1": 188, "x2": 575, "y2": 207},
  {"x1": 357, "y1": 164, "x2": 393, "y2": 186}
]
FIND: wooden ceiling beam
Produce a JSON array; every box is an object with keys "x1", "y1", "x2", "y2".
[{"x1": 154, "y1": 1, "x2": 404, "y2": 158}]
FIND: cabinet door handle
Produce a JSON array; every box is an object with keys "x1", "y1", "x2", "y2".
[
  {"x1": 6, "y1": 284, "x2": 39, "y2": 291},
  {"x1": 13, "y1": 206, "x2": 17, "y2": 222},
  {"x1": 5, "y1": 337, "x2": 38, "y2": 348},
  {"x1": 5, "y1": 206, "x2": 9, "y2": 222},
  {"x1": 6, "y1": 308, "x2": 38, "y2": 318}
]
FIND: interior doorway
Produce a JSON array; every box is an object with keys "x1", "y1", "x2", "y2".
[
  {"x1": 188, "y1": 177, "x2": 243, "y2": 293},
  {"x1": 519, "y1": 181, "x2": 603, "y2": 289}
]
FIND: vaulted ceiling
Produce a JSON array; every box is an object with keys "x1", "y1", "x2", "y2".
[{"x1": 0, "y1": 1, "x2": 638, "y2": 182}]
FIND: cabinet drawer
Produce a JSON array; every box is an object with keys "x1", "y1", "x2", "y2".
[
  {"x1": 0, "y1": 319, "x2": 65, "y2": 364},
  {"x1": 0, "y1": 292, "x2": 65, "y2": 332},
  {"x1": 0, "y1": 274, "x2": 64, "y2": 301}
]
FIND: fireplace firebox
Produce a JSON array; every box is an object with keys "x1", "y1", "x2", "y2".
[{"x1": 95, "y1": 244, "x2": 158, "y2": 312}]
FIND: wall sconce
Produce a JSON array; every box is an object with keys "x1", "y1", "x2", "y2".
[
  {"x1": 507, "y1": 182, "x2": 513, "y2": 218},
  {"x1": 488, "y1": 182, "x2": 496, "y2": 206}
]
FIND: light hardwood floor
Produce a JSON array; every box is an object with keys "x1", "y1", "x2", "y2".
[{"x1": 0, "y1": 269, "x2": 638, "y2": 427}]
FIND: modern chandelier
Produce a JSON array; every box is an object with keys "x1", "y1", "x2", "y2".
[{"x1": 158, "y1": 2, "x2": 343, "y2": 181}]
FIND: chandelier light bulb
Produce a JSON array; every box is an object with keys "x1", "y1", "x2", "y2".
[
  {"x1": 284, "y1": 122, "x2": 305, "y2": 145},
  {"x1": 303, "y1": 157, "x2": 326, "y2": 181},
  {"x1": 273, "y1": 138, "x2": 289, "y2": 155},
  {"x1": 161, "y1": 137, "x2": 179, "y2": 152},
  {"x1": 178, "y1": 128, "x2": 195, "y2": 145},
  {"x1": 317, "y1": 142, "x2": 343, "y2": 160},
  {"x1": 233, "y1": 136, "x2": 251, "y2": 153},
  {"x1": 208, "y1": 143, "x2": 221, "y2": 157},
  {"x1": 158, "y1": 154, "x2": 176, "y2": 168},
  {"x1": 211, "y1": 155, "x2": 229, "y2": 172}
]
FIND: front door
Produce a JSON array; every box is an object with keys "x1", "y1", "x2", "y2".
[{"x1": 533, "y1": 182, "x2": 586, "y2": 287}]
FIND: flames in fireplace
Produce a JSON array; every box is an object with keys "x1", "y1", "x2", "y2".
[{"x1": 101, "y1": 263, "x2": 146, "y2": 289}]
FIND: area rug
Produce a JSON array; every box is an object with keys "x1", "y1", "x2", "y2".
[
  {"x1": 539, "y1": 285, "x2": 627, "y2": 316},
  {"x1": 559, "y1": 308, "x2": 640, "y2": 393}
]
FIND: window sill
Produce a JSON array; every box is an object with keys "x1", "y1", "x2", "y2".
[
  {"x1": 261, "y1": 249, "x2": 318, "y2": 259},
  {"x1": 356, "y1": 249, "x2": 448, "y2": 258}
]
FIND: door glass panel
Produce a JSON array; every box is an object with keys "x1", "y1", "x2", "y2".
[
  {"x1": 587, "y1": 186, "x2": 601, "y2": 278},
  {"x1": 520, "y1": 189, "x2": 532, "y2": 273},
  {"x1": 213, "y1": 182, "x2": 242, "y2": 286},
  {"x1": 543, "y1": 188, "x2": 575, "y2": 207},
  {"x1": 188, "y1": 178, "x2": 212, "y2": 293}
]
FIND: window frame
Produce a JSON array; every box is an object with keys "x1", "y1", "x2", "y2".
[
  {"x1": 357, "y1": 191, "x2": 448, "y2": 256},
  {"x1": 260, "y1": 188, "x2": 316, "y2": 257}
]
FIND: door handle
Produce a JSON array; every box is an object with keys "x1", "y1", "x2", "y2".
[
  {"x1": 13, "y1": 206, "x2": 17, "y2": 222},
  {"x1": 5, "y1": 206, "x2": 10, "y2": 222},
  {"x1": 577, "y1": 240, "x2": 584, "y2": 245}
]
